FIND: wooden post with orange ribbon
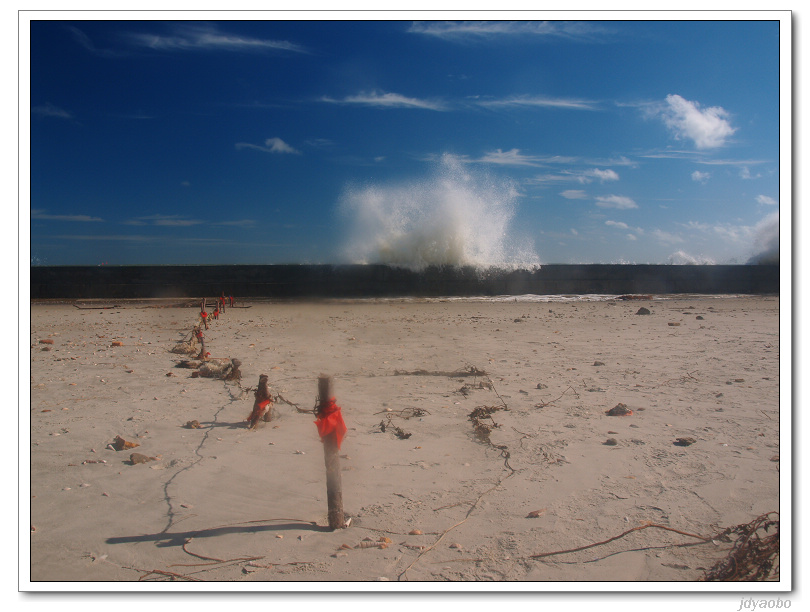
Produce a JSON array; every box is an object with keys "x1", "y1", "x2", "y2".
[{"x1": 315, "y1": 375, "x2": 348, "y2": 530}]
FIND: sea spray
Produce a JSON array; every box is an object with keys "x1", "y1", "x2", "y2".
[{"x1": 337, "y1": 154, "x2": 540, "y2": 271}]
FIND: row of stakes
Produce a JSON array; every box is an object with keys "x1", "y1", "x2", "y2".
[{"x1": 193, "y1": 296, "x2": 349, "y2": 531}]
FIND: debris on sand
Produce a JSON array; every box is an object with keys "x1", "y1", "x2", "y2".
[{"x1": 605, "y1": 403, "x2": 633, "y2": 417}]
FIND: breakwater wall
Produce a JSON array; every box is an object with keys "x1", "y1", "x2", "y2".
[{"x1": 29, "y1": 264, "x2": 779, "y2": 300}]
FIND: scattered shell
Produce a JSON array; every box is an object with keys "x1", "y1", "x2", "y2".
[
  {"x1": 667, "y1": 322, "x2": 680, "y2": 327},
  {"x1": 378, "y1": 536, "x2": 392, "y2": 544},
  {"x1": 184, "y1": 420, "x2": 202, "y2": 429},
  {"x1": 526, "y1": 509, "x2": 546, "y2": 518},
  {"x1": 111, "y1": 341, "x2": 124, "y2": 347},
  {"x1": 449, "y1": 543, "x2": 463, "y2": 550},
  {"x1": 39, "y1": 339, "x2": 54, "y2": 345},
  {"x1": 340, "y1": 543, "x2": 353, "y2": 549},
  {"x1": 770, "y1": 455, "x2": 780, "y2": 462},
  {"x1": 408, "y1": 529, "x2": 423, "y2": 536}
]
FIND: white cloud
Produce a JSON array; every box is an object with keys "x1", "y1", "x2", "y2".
[
  {"x1": 740, "y1": 166, "x2": 762, "y2": 179},
  {"x1": 570, "y1": 228, "x2": 579, "y2": 235},
  {"x1": 126, "y1": 214, "x2": 203, "y2": 227},
  {"x1": 476, "y1": 95, "x2": 598, "y2": 111},
  {"x1": 321, "y1": 91, "x2": 446, "y2": 111},
  {"x1": 31, "y1": 209, "x2": 103, "y2": 222},
  {"x1": 585, "y1": 168, "x2": 619, "y2": 182},
  {"x1": 605, "y1": 220, "x2": 629, "y2": 230},
  {"x1": 595, "y1": 195, "x2": 638, "y2": 209},
  {"x1": 235, "y1": 137, "x2": 301, "y2": 155},
  {"x1": 653, "y1": 229, "x2": 684, "y2": 245},
  {"x1": 125, "y1": 24, "x2": 308, "y2": 54},
  {"x1": 479, "y1": 149, "x2": 544, "y2": 167},
  {"x1": 560, "y1": 189, "x2": 588, "y2": 200},
  {"x1": 408, "y1": 21, "x2": 612, "y2": 42},
  {"x1": 658, "y1": 94, "x2": 736, "y2": 149},
  {"x1": 32, "y1": 103, "x2": 72, "y2": 119},
  {"x1": 691, "y1": 170, "x2": 711, "y2": 183},
  {"x1": 626, "y1": 233, "x2": 637, "y2": 241},
  {"x1": 756, "y1": 195, "x2": 778, "y2": 206}
]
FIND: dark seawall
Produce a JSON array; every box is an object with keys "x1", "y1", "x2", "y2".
[{"x1": 29, "y1": 264, "x2": 779, "y2": 300}]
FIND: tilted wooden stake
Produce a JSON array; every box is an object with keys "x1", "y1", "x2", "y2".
[
  {"x1": 316, "y1": 375, "x2": 346, "y2": 530},
  {"x1": 247, "y1": 374, "x2": 273, "y2": 429}
]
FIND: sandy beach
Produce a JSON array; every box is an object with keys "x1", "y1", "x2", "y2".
[{"x1": 25, "y1": 295, "x2": 781, "y2": 586}]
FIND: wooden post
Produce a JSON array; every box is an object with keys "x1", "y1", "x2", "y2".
[{"x1": 317, "y1": 375, "x2": 346, "y2": 530}]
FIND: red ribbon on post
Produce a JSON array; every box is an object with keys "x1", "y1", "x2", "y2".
[{"x1": 315, "y1": 398, "x2": 347, "y2": 450}]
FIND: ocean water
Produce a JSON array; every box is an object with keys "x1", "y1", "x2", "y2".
[{"x1": 337, "y1": 154, "x2": 540, "y2": 271}]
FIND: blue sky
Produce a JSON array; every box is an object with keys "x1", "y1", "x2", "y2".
[{"x1": 25, "y1": 15, "x2": 786, "y2": 267}]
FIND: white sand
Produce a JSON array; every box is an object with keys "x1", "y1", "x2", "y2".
[{"x1": 25, "y1": 296, "x2": 781, "y2": 586}]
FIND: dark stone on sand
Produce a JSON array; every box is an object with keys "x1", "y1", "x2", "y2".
[
  {"x1": 604, "y1": 438, "x2": 619, "y2": 446},
  {"x1": 636, "y1": 307, "x2": 651, "y2": 315},
  {"x1": 593, "y1": 360, "x2": 605, "y2": 366},
  {"x1": 674, "y1": 437, "x2": 696, "y2": 447},
  {"x1": 696, "y1": 315, "x2": 704, "y2": 320},
  {"x1": 129, "y1": 452, "x2": 157, "y2": 465},
  {"x1": 606, "y1": 403, "x2": 633, "y2": 416}
]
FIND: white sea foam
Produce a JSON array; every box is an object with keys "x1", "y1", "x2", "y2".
[{"x1": 337, "y1": 154, "x2": 540, "y2": 271}]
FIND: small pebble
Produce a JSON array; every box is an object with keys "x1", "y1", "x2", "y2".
[{"x1": 604, "y1": 438, "x2": 619, "y2": 446}]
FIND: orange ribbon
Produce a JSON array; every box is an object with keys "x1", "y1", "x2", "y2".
[{"x1": 315, "y1": 398, "x2": 347, "y2": 449}]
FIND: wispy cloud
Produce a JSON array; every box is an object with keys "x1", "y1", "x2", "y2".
[
  {"x1": 235, "y1": 137, "x2": 302, "y2": 155},
  {"x1": 31, "y1": 103, "x2": 73, "y2": 119},
  {"x1": 691, "y1": 170, "x2": 711, "y2": 184},
  {"x1": 526, "y1": 166, "x2": 618, "y2": 186},
  {"x1": 652, "y1": 228, "x2": 684, "y2": 245},
  {"x1": 595, "y1": 195, "x2": 638, "y2": 209},
  {"x1": 124, "y1": 24, "x2": 308, "y2": 54},
  {"x1": 561, "y1": 189, "x2": 588, "y2": 200},
  {"x1": 476, "y1": 95, "x2": 598, "y2": 111},
  {"x1": 655, "y1": 94, "x2": 736, "y2": 149},
  {"x1": 214, "y1": 219, "x2": 256, "y2": 227},
  {"x1": 756, "y1": 194, "x2": 778, "y2": 206},
  {"x1": 321, "y1": 91, "x2": 447, "y2": 111},
  {"x1": 478, "y1": 149, "x2": 545, "y2": 167},
  {"x1": 605, "y1": 220, "x2": 629, "y2": 230},
  {"x1": 66, "y1": 25, "x2": 122, "y2": 58},
  {"x1": 32, "y1": 209, "x2": 102, "y2": 222},
  {"x1": 583, "y1": 168, "x2": 619, "y2": 183},
  {"x1": 125, "y1": 214, "x2": 204, "y2": 227},
  {"x1": 57, "y1": 234, "x2": 156, "y2": 242},
  {"x1": 408, "y1": 21, "x2": 613, "y2": 42}
]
